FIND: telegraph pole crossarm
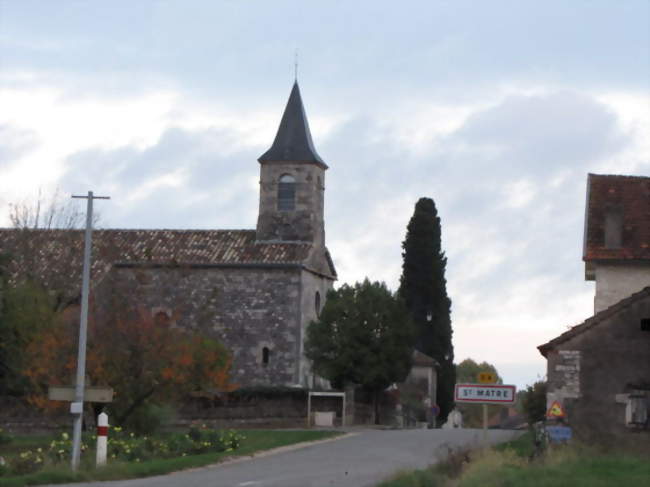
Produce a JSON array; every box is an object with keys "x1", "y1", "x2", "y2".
[{"x1": 69, "y1": 191, "x2": 109, "y2": 471}]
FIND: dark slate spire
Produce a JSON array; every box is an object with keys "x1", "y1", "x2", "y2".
[{"x1": 258, "y1": 82, "x2": 327, "y2": 168}]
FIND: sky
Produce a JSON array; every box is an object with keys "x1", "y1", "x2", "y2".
[{"x1": 1, "y1": 1, "x2": 649, "y2": 390}]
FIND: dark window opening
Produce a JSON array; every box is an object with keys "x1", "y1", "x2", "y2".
[
  {"x1": 641, "y1": 319, "x2": 650, "y2": 332},
  {"x1": 278, "y1": 174, "x2": 296, "y2": 211},
  {"x1": 604, "y1": 208, "x2": 623, "y2": 249},
  {"x1": 315, "y1": 291, "x2": 321, "y2": 317},
  {"x1": 262, "y1": 347, "x2": 270, "y2": 366}
]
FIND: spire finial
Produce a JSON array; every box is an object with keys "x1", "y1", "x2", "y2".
[{"x1": 294, "y1": 48, "x2": 299, "y2": 82}]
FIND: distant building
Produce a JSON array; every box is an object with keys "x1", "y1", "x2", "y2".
[
  {"x1": 539, "y1": 173, "x2": 650, "y2": 442},
  {"x1": 583, "y1": 174, "x2": 650, "y2": 312},
  {"x1": 0, "y1": 82, "x2": 337, "y2": 389}
]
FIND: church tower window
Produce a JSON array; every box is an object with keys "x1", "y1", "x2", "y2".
[
  {"x1": 315, "y1": 291, "x2": 321, "y2": 317},
  {"x1": 278, "y1": 174, "x2": 296, "y2": 211}
]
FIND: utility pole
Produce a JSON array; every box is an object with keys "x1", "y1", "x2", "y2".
[{"x1": 70, "y1": 191, "x2": 109, "y2": 471}]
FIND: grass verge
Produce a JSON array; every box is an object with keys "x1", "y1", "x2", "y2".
[
  {"x1": 378, "y1": 431, "x2": 650, "y2": 487},
  {"x1": 0, "y1": 429, "x2": 341, "y2": 487}
]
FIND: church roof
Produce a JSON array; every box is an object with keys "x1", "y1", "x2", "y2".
[
  {"x1": 583, "y1": 173, "x2": 650, "y2": 262},
  {"x1": 258, "y1": 82, "x2": 327, "y2": 168},
  {"x1": 0, "y1": 228, "x2": 336, "y2": 297},
  {"x1": 537, "y1": 286, "x2": 650, "y2": 357}
]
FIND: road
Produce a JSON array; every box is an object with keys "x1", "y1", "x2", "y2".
[{"x1": 47, "y1": 428, "x2": 522, "y2": 487}]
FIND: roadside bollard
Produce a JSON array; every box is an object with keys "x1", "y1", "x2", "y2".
[{"x1": 96, "y1": 412, "x2": 108, "y2": 467}]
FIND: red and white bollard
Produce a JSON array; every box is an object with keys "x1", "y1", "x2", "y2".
[{"x1": 96, "y1": 412, "x2": 108, "y2": 466}]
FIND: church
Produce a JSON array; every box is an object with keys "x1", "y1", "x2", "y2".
[{"x1": 0, "y1": 82, "x2": 337, "y2": 389}]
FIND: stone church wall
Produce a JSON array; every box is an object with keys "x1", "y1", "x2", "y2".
[
  {"x1": 298, "y1": 269, "x2": 334, "y2": 387},
  {"x1": 98, "y1": 265, "x2": 303, "y2": 388}
]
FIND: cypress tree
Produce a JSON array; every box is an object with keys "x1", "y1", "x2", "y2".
[{"x1": 398, "y1": 197, "x2": 455, "y2": 423}]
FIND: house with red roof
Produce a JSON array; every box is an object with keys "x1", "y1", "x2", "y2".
[
  {"x1": 583, "y1": 173, "x2": 650, "y2": 312},
  {"x1": 539, "y1": 174, "x2": 650, "y2": 442}
]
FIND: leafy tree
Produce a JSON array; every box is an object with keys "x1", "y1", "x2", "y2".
[
  {"x1": 520, "y1": 380, "x2": 547, "y2": 426},
  {"x1": 455, "y1": 358, "x2": 503, "y2": 428},
  {"x1": 305, "y1": 279, "x2": 416, "y2": 424},
  {"x1": 399, "y1": 197, "x2": 455, "y2": 422},
  {"x1": 0, "y1": 278, "x2": 57, "y2": 395},
  {"x1": 22, "y1": 307, "x2": 235, "y2": 428}
]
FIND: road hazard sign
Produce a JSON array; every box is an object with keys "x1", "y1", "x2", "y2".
[{"x1": 546, "y1": 400, "x2": 566, "y2": 418}]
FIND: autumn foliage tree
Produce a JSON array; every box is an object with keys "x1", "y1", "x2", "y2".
[{"x1": 23, "y1": 307, "x2": 234, "y2": 428}]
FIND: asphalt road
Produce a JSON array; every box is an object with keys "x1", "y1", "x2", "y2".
[{"x1": 46, "y1": 428, "x2": 522, "y2": 487}]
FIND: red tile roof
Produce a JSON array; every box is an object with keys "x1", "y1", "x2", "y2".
[
  {"x1": 0, "y1": 228, "x2": 335, "y2": 298},
  {"x1": 583, "y1": 173, "x2": 650, "y2": 262}
]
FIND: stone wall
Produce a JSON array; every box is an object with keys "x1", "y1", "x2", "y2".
[
  {"x1": 546, "y1": 293, "x2": 650, "y2": 443},
  {"x1": 257, "y1": 162, "x2": 325, "y2": 245},
  {"x1": 298, "y1": 269, "x2": 334, "y2": 387},
  {"x1": 99, "y1": 265, "x2": 304, "y2": 387}
]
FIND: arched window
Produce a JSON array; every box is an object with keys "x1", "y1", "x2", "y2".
[
  {"x1": 315, "y1": 291, "x2": 321, "y2": 317},
  {"x1": 278, "y1": 174, "x2": 296, "y2": 211},
  {"x1": 262, "y1": 347, "x2": 270, "y2": 366}
]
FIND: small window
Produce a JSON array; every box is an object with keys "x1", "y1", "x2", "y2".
[
  {"x1": 278, "y1": 174, "x2": 296, "y2": 211},
  {"x1": 315, "y1": 291, "x2": 321, "y2": 317},
  {"x1": 641, "y1": 319, "x2": 650, "y2": 332},
  {"x1": 262, "y1": 347, "x2": 270, "y2": 366},
  {"x1": 604, "y1": 208, "x2": 623, "y2": 249}
]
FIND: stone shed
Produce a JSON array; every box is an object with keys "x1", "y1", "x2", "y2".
[{"x1": 538, "y1": 287, "x2": 650, "y2": 443}]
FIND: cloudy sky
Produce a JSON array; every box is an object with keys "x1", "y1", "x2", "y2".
[{"x1": 1, "y1": 1, "x2": 648, "y2": 389}]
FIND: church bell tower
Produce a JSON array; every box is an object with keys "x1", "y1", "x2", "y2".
[{"x1": 256, "y1": 82, "x2": 327, "y2": 246}]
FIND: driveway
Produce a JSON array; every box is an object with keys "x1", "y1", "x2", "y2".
[{"x1": 46, "y1": 428, "x2": 522, "y2": 487}]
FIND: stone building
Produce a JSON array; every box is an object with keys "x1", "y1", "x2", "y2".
[
  {"x1": 583, "y1": 173, "x2": 650, "y2": 312},
  {"x1": 538, "y1": 288, "x2": 650, "y2": 442},
  {"x1": 538, "y1": 173, "x2": 650, "y2": 442},
  {"x1": 0, "y1": 82, "x2": 337, "y2": 389}
]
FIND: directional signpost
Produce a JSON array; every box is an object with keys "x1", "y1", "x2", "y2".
[
  {"x1": 455, "y1": 381, "x2": 516, "y2": 444},
  {"x1": 48, "y1": 386, "x2": 114, "y2": 403}
]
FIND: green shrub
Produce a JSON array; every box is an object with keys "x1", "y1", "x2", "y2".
[
  {"x1": 0, "y1": 428, "x2": 13, "y2": 445},
  {"x1": 10, "y1": 450, "x2": 45, "y2": 475},
  {"x1": 122, "y1": 403, "x2": 176, "y2": 435}
]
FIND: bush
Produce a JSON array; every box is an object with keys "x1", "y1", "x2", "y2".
[
  {"x1": 10, "y1": 450, "x2": 45, "y2": 475},
  {"x1": 122, "y1": 403, "x2": 176, "y2": 435},
  {"x1": 521, "y1": 381, "x2": 547, "y2": 426},
  {"x1": 0, "y1": 428, "x2": 13, "y2": 445}
]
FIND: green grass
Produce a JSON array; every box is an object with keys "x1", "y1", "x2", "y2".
[
  {"x1": 378, "y1": 431, "x2": 650, "y2": 487},
  {"x1": 458, "y1": 447, "x2": 650, "y2": 487},
  {"x1": 0, "y1": 429, "x2": 341, "y2": 487}
]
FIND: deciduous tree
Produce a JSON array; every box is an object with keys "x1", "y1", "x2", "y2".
[
  {"x1": 399, "y1": 197, "x2": 455, "y2": 422},
  {"x1": 23, "y1": 307, "x2": 234, "y2": 427},
  {"x1": 520, "y1": 380, "x2": 547, "y2": 426},
  {"x1": 0, "y1": 276, "x2": 57, "y2": 396},
  {"x1": 305, "y1": 279, "x2": 415, "y2": 424},
  {"x1": 455, "y1": 358, "x2": 503, "y2": 427}
]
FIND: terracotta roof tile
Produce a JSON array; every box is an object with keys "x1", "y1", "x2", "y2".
[
  {"x1": 0, "y1": 229, "x2": 333, "y2": 298},
  {"x1": 583, "y1": 173, "x2": 650, "y2": 262}
]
